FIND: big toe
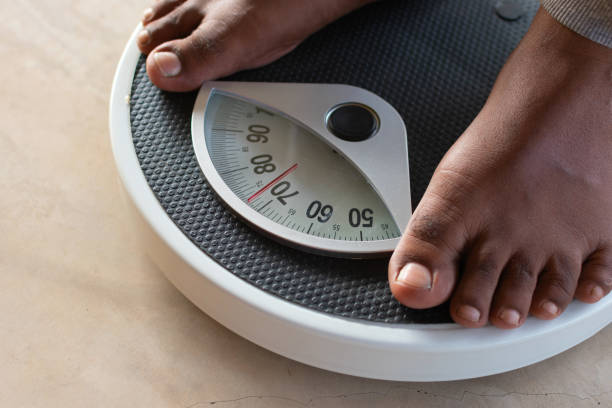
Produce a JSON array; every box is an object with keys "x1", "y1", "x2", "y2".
[
  {"x1": 145, "y1": 21, "x2": 231, "y2": 92},
  {"x1": 389, "y1": 176, "x2": 470, "y2": 309},
  {"x1": 144, "y1": 8, "x2": 298, "y2": 92}
]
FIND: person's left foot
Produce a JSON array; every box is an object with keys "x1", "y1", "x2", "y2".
[
  {"x1": 137, "y1": 0, "x2": 373, "y2": 91},
  {"x1": 388, "y1": 9, "x2": 612, "y2": 328}
]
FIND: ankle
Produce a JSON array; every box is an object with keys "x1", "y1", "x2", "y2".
[{"x1": 522, "y1": 8, "x2": 612, "y2": 69}]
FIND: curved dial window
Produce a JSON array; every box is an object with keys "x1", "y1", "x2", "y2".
[{"x1": 203, "y1": 91, "x2": 401, "y2": 243}]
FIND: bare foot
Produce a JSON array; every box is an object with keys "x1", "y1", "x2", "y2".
[
  {"x1": 388, "y1": 9, "x2": 612, "y2": 329},
  {"x1": 137, "y1": 0, "x2": 373, "y2": 91}
]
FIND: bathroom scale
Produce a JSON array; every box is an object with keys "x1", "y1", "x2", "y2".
[{"x1": 109, "y1": 0, "x2": 612, "y2": 380}]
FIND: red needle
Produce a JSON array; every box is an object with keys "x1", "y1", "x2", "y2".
[{"x1": 248, "y1": 163, "x2": 298, "y2": 203}]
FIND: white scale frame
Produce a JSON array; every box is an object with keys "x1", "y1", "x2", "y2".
[{"x1": 110, "y1": 27, "x2": 612, "y2": 381}]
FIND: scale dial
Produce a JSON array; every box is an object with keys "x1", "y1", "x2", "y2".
[{"x1": 192, "y1": 82, "x2": 411, "y2": 257}]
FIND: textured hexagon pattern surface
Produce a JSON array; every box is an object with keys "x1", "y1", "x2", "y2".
[{"x1": 130, "y1": 0, "x2": 538, "y2": 323}]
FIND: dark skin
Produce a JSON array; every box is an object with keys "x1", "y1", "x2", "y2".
[
  {"x1": 389, "y1": 9, "x2": 612, "y2": 328},
  {"x1": 137, "y1": 0, "x2": 373, "y2": 91},
  {"x1": 138, "y1": 0, "x2": 612, "y2": 328}
]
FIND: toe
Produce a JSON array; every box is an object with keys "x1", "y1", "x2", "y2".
[
  {"x1": 489, "y1": 254, "x2": 541, "y2": 329},
  {"x1": 450, "y1": 238, "x2": 510, "y2": 327},
  {"x1": 142, "y1": 0, "x2": 188, "y2": 25},
  {"x1": 575, "y1": 248, "x2": 612, "y2": 303},
  {"x1": 389, "y1": 174, "x2": 471, "y2": 309},
  {"x1": 138, "y1": 4, "x2": 204, "y2": 55},
  {"x1": 530, "y1": 254, "x2": 581, "y2": 320},
  {"x1": 146, "y1": 17, "x2": 244, "y2": 91},
  {"x1": 145, "y1": 30, "x2": 219, "y2": 91}
]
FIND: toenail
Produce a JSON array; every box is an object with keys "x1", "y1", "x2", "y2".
[
  {"x1": 138, "y1": 30, "x2": 151, "y2": 46},
  {"x1": 498, "y1": 308, "x2": 521, "y2": 326},
  {"x1": 143, "y1": 8, "x2": 154, "y2": 23},
  {"x1": 540, "y1": 300, "x2": 559, "y2": 316},
  {"x1": 153, "y1": 51, "x2": 182, "y2": 77},
  {"x1": 396, "y1": 263, "x2": 432, "y2": 290},
  {"x1": 457, "y1": 305, "x2": 481, "y2": 322},
  {"x1": 591, "y1": 285, "x2": 604, "y2": 301}
]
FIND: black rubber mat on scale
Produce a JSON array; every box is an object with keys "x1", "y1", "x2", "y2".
[{"x1": 130, "y1": 0, "x2": 538, "y2": 323}]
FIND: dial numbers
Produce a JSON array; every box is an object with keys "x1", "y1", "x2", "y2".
[{"x1": 204, "y1": 92, "x2": 401, "y2": 242}]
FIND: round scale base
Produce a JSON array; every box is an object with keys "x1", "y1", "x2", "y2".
[{"x1": 110, "y1": 0, "x2": 612, "y2": 381}]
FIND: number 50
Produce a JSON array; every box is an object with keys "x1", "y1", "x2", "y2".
[{"x1": 349, "y1": 208, "x2": 374, "y2": 228}]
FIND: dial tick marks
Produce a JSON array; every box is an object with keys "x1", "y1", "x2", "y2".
[{"x1": 248, "y1": 164, "x2": 299, "y2": 203}]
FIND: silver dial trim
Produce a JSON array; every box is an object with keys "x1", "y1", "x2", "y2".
[{"x1": 191, "y1": 82, "x2": 411, "y2": 257}]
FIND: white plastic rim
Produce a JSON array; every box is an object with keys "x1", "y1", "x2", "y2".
[{"x1": 109, "y1": 26, "x2": 612, "y2": 381}]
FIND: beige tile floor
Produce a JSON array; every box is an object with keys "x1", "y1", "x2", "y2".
[{"x1": 1, "y1": 1, "x2": 610, "y2": 407}]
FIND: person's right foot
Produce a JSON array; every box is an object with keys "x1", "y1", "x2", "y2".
[{"x1": 137, "y1": 0, "x2": 373, "y2": 91}]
